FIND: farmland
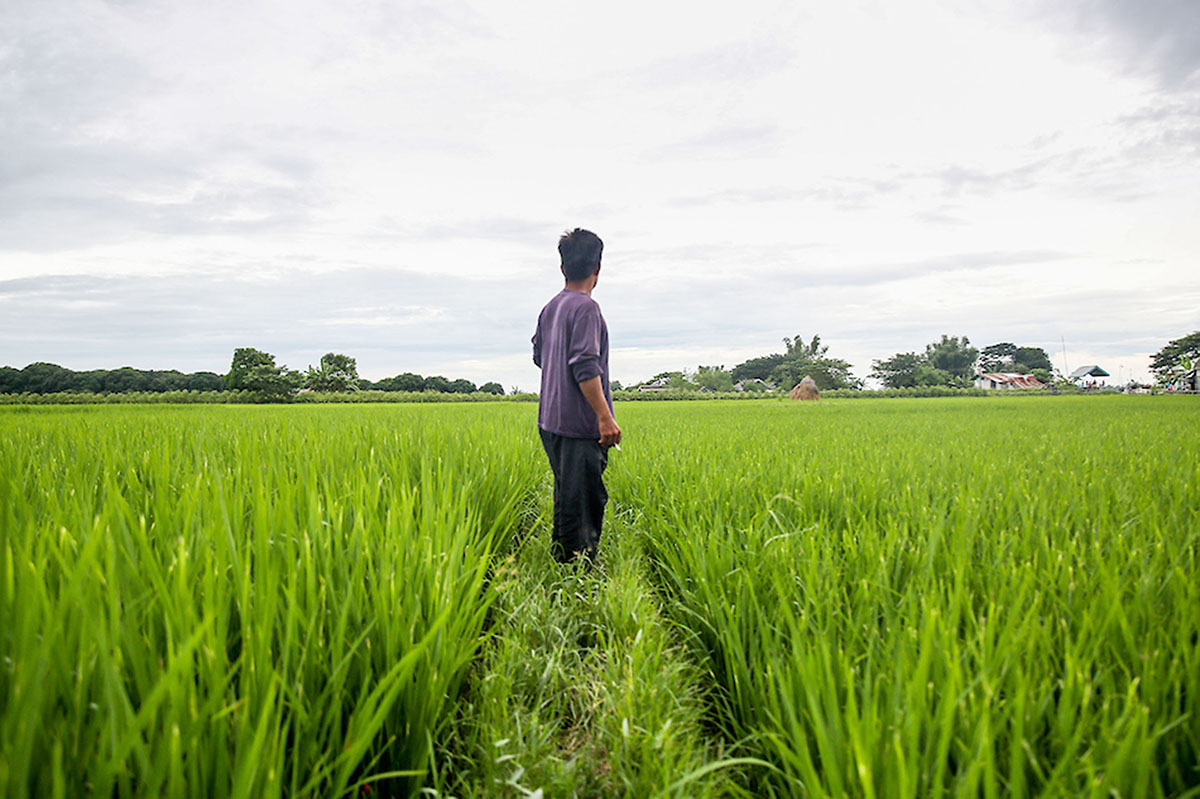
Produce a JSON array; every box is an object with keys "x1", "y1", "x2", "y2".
[{"x1": 1, "y1": 396, "x2": 1197, "y2": 798}]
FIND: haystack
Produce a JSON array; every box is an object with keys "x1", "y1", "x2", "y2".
[{"x1": 790, "y1": 375, "x2": 820, "y2": 401}]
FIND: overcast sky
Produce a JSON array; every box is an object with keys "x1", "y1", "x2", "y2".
[{"x1": 2, "y1": 0, "x2": 1198, "y2": 389}]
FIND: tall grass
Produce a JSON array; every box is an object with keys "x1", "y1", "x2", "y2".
[
  {"x1": 611, "y1": 396, "x2": 1200, "y2": 798},
  {"x1": 0, "y1": 404, "x2": 542, "y2": 798}
]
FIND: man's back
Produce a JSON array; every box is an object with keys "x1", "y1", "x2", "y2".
[{"x1": 533, "y1": 289, "x2": 612, "y2": 440}]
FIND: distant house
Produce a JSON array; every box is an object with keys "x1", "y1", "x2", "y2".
[
  {"x1": 1068, "y1": 365, "x2": 1109, "y2": 380},
  {"x1": 734, "y1": 379, "x2": 771, "y2": 392},
  {"x1": 1068, "y1": 365, "x2": 1110, "y2": 387},
  {"x1": 637, "y1": 379, "x2": 670, "y2": 392},
  {"x1": 975, "y1": 372, "x2": 1045, "y2": 390}
]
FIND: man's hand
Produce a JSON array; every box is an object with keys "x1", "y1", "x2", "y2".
[
  {"x1": 578, "y1": 375, "x2": 622, "y2": 447},
  {"x1": 598, "y1": 415, "x2": 622, "y2": 447}
]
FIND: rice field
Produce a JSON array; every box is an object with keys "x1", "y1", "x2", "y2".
[{"x1": 1, "y1": 396, "x2": 1197, "y2": 798}]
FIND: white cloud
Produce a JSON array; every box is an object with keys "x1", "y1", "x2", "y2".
[{"x1": 1, "y1": 0, "x2": 1197, "y2": 388}]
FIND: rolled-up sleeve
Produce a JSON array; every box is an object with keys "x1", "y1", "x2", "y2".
[
  {"x1": 567, "y1": 304, "x2": 603, "y2": 383},
  {"x1": 531, "y1": 327, "x2": 542, "y2": 368}
]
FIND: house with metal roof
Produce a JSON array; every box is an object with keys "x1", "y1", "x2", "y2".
[
  {"x1": 1068, "y1": 365, "x2": 1109, "y2": 380},
  {"x1": 974, "y1": 372, "x2": 1045, "y2": 390},
  {"x1": 1068, "y1": 365, "x2": 1110, "y2": 388}
]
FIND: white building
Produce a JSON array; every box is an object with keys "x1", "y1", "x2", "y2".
[{"x1": 1068, "y1": 365, "x2": 1110, "y2": 387}]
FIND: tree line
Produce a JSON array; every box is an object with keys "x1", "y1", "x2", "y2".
[
  {"x1": 5, "y1": 331, "x2": 1195, "y2": 400},
  {"x1": 635, "y1": 330, "x2": 1197, "y2": 392},
  {"x1": 631, "y1": 334, "x2": 1054, "y2": 392},
  {"x1": 645, "y1": 330, "x2": 1200, "y2": 392},
  {"x1": 870, "y1": 337, "x2": 1054, "y2": 389},
  {"x1": 0, "y1": 348, "x2": 506, "y2": 401}
]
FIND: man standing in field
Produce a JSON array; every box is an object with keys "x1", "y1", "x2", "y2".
[{"x1": 532, "y1": 228, "x2": 621, "y2": 563}]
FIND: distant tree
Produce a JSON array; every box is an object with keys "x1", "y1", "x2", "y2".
[
  {"x1": 0, "y1": 366, "x2": 20, "y2": 393},
  {"x1": 924, "y1": 335, "x2": 978, "y2": 385},
  {"x1": 185, "y1": 371, "x2": 226, "y2": 391},
  {"x1": 771, "y1": 357, "x2": 860, "y2": 391},
  {"x1": 783, "y1": 334, "x2": 827, "y2": 359},
  {"x1": 610, "y1": 380, "x2": 623, "y2": 392},
  {"x1": 149, "y1": 370, "x2": 188, "y2": 391},
  {"x1": 393, "y1": 372, "x2": 425, "y2": 392},
  {"x1": 18, "y1": 362, "x2": 76, "y2": 393},
  {"x1": 979, "y1": 342, "x2": 1018, "y2": 371},
  {"x1": 1013, "y1": 346, "x2": 1052, "y2": 373},
  {"x1": 649, "y1": 371, "x2": 694, "y2": 390},
  {"x1": 981, "y1": 342, "x2": 1051, "y2": 374},
  {"x1": 423, "y1": 375, "x2": 451, "y2": 393},
  {"x1": 731, "y1": 354, "x2": 785, "y2": 382},
  {"x1": 872, "y1": 337, "x2": 976, "y2": 388},
  {"x1": 694, "y1": 365, "x2": 734, "y2": 392},
  {"x1": 73, "y1": 369, "x2": 106, "y2": 393},
  {"x1": 870, "y1": 352, "x2": 922, "y2": 388},
  {"x1": 227, "y1": 348, "x2": 275, "y2": 388},
  {"x1": 226, "y1": 348, "x2": 300, "y2": 401},
  {"x1": 102, "y1": 367, "x2": 145, "y2": 393},
  {"x1": 304, "y1": 352, "x2": 359, "y2": 392},
  {"x1": 479, "y1": 381, "x2": 504, "y2": 395},
  {"x1": 1151, "y1": 331, "x2": 1200, "y2": 383},
  {"x1": 765, "y1": 334, "x2": 862, "y2": 390},
  {"x1": 731, "y1": 335, "x2": 861, "y2": 390},
  {"x1": 913, "y1": 363, "x2": 954, "y2": 386},
  {"x1": 447, "y1": 378, "x2": 477, "y2": 394}
]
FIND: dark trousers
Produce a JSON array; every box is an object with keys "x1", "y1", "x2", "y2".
[{"x1": 539, "y1": 429, "x2": 608, "y2": 562}]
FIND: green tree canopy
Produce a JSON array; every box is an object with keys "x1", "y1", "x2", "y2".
[
  {"x1": 732, "y1": 334, "x2": 860, "y2": 390},
  {"x1": 478, "y1": 381, "x2": 504, "y2": 395},
  {"x1": 184, "y1": 372, "x2": 225, "y2": 391},
  {"x1": 694, "y1": 365, "x2": 734, "y2": 392},
  {"x1": 925, "y1": 335, "x2": 978, "y2": 385},
  {"x1": 979, "y1": 343, "x2": 1018, "y2": 371},
  {"x1": 980, "y1": 342, "x2": 1051, "y2": 374},
  {"x1": 226, "y1": 348, "x2": 300, "y2": 402},
  {"x1": 393, "y1": 372, "x2": 425, "y2": 392},
  {"x1": 872, "y1": 335, "x2": 980, "y2": 388},
  {"x1": 0, "y1": 366, "x2": 20, "y2": 393},
  {"x1": 870, "y1": 352, "x2": 922, "y2": 388},
  {"x1": 1013, "y1": 347, "x2": 1052, "y2": 373},
  {"x1": 15, "y1": 362, "x2": 75, "y2": 393},
  {"x1": 227, "y1": 348, "x2": 274, "y2": 388},
  {"x1": 1150, "y1": 331, "x2": 1200, "y2": 382},
  {"x1": 783, "y1": 334, "x2": 827, "y2": 359},
  {"x1": 304, "y1": 352, "x2": 359, "y2": 392},
  {"x1": 730, "y1": 354, "x2": 784, "y2": 382},
  {"x1": 770, "y1": 357, "x2": 860, "y2": 391}
]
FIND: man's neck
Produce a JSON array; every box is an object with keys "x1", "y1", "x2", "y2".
[{"x1": 564, "y1": 278, "x2": 595, "y2": 296}]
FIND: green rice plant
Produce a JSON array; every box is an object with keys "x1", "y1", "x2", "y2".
[
  {"x1": 610, "y1": 396, "x2": 1199, "y2": 798},
  {"x1": 3, "y1": 396, "x2": 1197, "y2": 798},
  {"x1": 436, "y1": 501, "x2": 755, "y2": 799},
  {"x1": 0, "y1": 404, "x2": 543, "y2": 798}
]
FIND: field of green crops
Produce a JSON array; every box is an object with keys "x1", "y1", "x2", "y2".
[{"x1": 1, "y1": 396, "x2": 1197, "y2": 798}]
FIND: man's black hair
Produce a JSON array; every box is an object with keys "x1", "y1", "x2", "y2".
[{"x1": 558, "y1": 228, "x2": 603, "y2": 281}]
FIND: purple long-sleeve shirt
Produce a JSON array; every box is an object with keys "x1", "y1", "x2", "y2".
[{"x1": 532, "y1": 289, "x2": 613, "y2": 439}]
